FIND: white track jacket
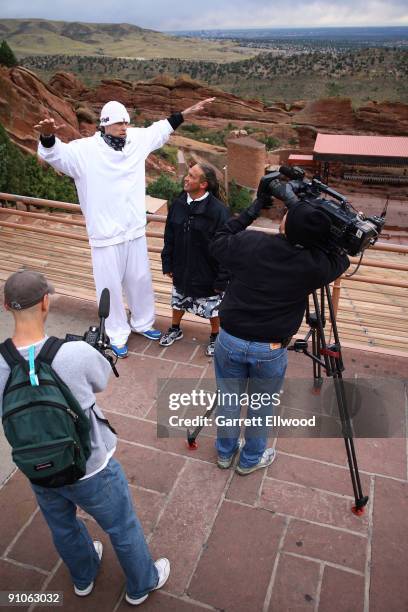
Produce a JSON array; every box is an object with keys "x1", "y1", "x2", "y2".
[{"x1": 38, "y1": 121, "x2": 173, "y2": 247}]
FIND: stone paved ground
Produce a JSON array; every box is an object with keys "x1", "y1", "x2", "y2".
[{"x1": 0, "y1": 295, "x2": 407, "y2": 612}]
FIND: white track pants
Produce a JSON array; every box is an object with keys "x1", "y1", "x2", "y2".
[{"x1": 91, "y1": 236, "x2": 155, "y2": 346}]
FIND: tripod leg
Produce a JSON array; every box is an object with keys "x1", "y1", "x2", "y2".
[
  {"x1": 186, "y1": 397, "x2": 218, "y2": 449},
  {"x1": 332, "y1": 369, "x2": 369, "y2": 513},
  {"x1": 311, "y1": 328, "x2": 323, "y2": 392},
  {"x1": 309, "y1": 287, "x2": 368, "y2": 513}
]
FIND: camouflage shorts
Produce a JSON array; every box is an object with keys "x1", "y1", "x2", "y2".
[{"x1": 171, "y1": 287, "x2": 224, "y2": 319}]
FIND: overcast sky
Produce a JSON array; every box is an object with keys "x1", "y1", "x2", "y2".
[{"x1": 0, "y1": 0, "x2": 407, "y2": 30}]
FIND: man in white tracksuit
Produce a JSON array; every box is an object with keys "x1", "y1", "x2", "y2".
[{"x1": 35, "y1": 98, "x2": 214, "y2": 357}]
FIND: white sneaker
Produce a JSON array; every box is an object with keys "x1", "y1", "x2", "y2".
[
  {"x1": 236, "y1": 448, "x2": 277, "y2": 475},
  {"x1": 125, "y1": 558, "x2": 170, "y2": 606},
  {"x1": 74, "y1": 540, "x2": 103, "y2": 597},
  {"x1": 205, "y1": 335, "x2": 217, "y2": 357}
]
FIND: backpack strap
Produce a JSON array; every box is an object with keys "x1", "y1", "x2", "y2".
[
  {"x1": 37, "y1": 337, "x2": 65, "y2": 366},
  {"x1": 0, "y1": 338, "x2": 26, "y2": 368},
  {"x1": 90, "y1": 405, "x2": 118, "y2": 435}
]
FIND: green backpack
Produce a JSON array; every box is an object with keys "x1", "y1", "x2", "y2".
[{"x1": 0, "y1": 337, "x2": 91, "y2": 488}]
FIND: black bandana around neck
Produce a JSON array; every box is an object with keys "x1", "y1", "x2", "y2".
[{"x1": 101, "y1": 132, "x2": 126, "y2": 151}]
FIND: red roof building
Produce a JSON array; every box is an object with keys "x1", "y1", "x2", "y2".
[{"x1": 313, "y1": 134, "x2": 408, "y2": 166}]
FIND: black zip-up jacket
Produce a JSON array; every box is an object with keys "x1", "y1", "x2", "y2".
[
  {"x1": 161, "y1": 192, "x2": 230, "y2": 297},
  {"x1": 210, "y1": 208, "x2": 350, "y2": 343}
]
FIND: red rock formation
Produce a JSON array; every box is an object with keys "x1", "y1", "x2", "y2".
[
  {"x1": 0, "y1": 66, "x2": 80, "y2": 151},
  {"x1": 1, "y1": 68, "x2": 407, "y2": 159},
  {"x1": 289, "y1": 98, "x2": 357, "y2": 131},
  {"x1": 355, "y1": 101, "x2": 408, "y2": 134},
  {"x1": 146, "y1": 154, "x2": 177, "y2": 176},
  {"x1": 289, "y1": 97, "x2": 408, "y2": 136},
  {"x1": 77, "y1": 75, "x2": 290, "y2": 124},
  {"x1": 49, "y1": 71, "x2": 88, "y2": 99}
]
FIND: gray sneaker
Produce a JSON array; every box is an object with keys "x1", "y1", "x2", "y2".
[
  {"x1": 205, "y1": 334, "x2": 218, "y2": 357},
  {"x1": 217, "y1": 438, "x2": 244, "y2": 469},
  {"x1": 236, "y1": 448, "x2": 276, "y2": 475},
  {"x1": 159, "y1": 327, "x2": 183, "y2": 347}
]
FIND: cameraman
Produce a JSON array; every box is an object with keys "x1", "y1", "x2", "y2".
[
  {"x1": 210, "y1": 193, "x2": 350, "y2": 474},
  {"x1": 0, "y1": 270, "x2": 169, "y2": 606}
]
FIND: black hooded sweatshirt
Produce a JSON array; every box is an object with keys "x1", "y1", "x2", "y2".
[{"x1": 210, "y1": 208, "x2": 350, "y2": 343}]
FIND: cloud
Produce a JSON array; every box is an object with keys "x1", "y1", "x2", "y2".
[{"x1": 0, "y1": 0, "x2": 407, "y2": 30}]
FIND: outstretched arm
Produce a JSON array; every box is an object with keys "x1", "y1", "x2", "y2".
[
  {"x1": 35, "y1": 118, "x2": 81, "y2": 179},
  {"x1": 143, "y1": 97, "x2": 216, "y2": 154},
  {"x1": 34, "y1": 117, "x2": 66, "y2": 138},
  {"x1": 181, "y1": 97, "x2": 216, "y2": 120}
]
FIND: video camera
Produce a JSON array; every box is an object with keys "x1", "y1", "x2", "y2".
[
  {"x1": 65, "y1": 288, "x2": 119, "y2": 377},
  {"x1": 257, "y1": 166, "x2": 386, "y2": 255}
]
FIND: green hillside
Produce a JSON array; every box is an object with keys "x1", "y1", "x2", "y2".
[
  {"x1": 0, "y1": 18, "x2": 257, "y2": 61},
  {"x1": 23, "y1": 47, "x2": 408, "y2": 104}
]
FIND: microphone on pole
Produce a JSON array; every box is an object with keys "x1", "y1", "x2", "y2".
[{"x1": 98, "y1": 288, "x2": 110, "y2": 319}]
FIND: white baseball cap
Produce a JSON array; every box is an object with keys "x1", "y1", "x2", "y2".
[{"x1": 99, "y1": 101, "x2": 130, "y2": 126}]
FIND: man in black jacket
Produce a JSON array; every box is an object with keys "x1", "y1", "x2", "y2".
[
  {"x1": 161, "y1": 164, "x2": 229, "y2": 356},
  {"x1": 210, "y1": 196, "x2": 350, "y2": 474}
]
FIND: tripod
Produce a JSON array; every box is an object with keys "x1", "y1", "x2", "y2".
[
  {"x1": 289, "y1": 285, "x2": 368, "y2": 515},
  {"x1": 186, "y1": 283, "x2": 368, "y2": 516}
]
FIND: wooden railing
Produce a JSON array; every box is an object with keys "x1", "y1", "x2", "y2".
[{"x1": 1, "y1": 192, "x2": 408, "y2": 356}]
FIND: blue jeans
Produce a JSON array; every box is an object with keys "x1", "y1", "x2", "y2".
[
  {"x1": 214, "y1": 328, "x2": 288, "y2": 468},
  {"x1": 31, "y1": 457, "x2": 158, "y2": 599}
]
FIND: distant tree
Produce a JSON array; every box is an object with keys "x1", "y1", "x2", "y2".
[
  {"x1": 260, "y1": 135, "x2": 280, "y2": 150},
  {"x1": 0, "y1": 123, "x2": 78, "y2": 203},
  {"x1": 182, "y1": 123, "x2": 200, "y2": 133},
  {"x1": 326, "y1": 81, "x2": 342, "y2": 97},
  {"x1": 228, "y1": 180, "x2": 253, "y2": 214},
  {"x1": 0, "y1": 142, "x2": 7, "y2": 191},
  {"x1": 0, "y1": 40, "x2": 18, "y2": 68},
  {"x1": 155, "y1": 145, "x2": 178, "y2": 167},
  {"x1": 146, "y1": 173, "x2": 182, "y2": 202}
]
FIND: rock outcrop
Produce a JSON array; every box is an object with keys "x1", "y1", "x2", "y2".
[
  {"x1": 49, "y1": 71, "x2": 88, "y2": 99},
  {"x1": 0, "y1": 67, "x2": 80, "y2": 151},
  {"x1": 289, "y1": 97, "x2": 408, "y2": 137},
  {"x1": 1, "y1": 68, "x2": 407, "y2": 157},
  {"x1": 355, "y1": 101, "x2": 408, "y2": 134},
  {"x1": 76, "y1": 75, "x2": 291, "y2": 125}
]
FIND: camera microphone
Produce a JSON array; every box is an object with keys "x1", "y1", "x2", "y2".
[{"x1": 98, "y1": 288, "x2": 110, "y2": 319}]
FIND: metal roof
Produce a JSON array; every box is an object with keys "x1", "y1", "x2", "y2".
[{"x1": 313, "y1": 134, "x2": 408, "y2": 165}]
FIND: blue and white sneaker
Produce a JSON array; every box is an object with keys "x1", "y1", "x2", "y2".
[
  {"x1": 111, "y1": 344, "x2": 128, "y2": 358},
  {"x1": 139, "y1": 329, "x2": 162, "y2": 341}
]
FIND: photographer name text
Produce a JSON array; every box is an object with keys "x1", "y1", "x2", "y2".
[{"x1": 168, "y1": 415, "x2": 316, "y2": 428}]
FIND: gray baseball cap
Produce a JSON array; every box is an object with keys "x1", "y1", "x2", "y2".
[{"x1": 4, "y1": 270, "x2": 55, "y2": 310}]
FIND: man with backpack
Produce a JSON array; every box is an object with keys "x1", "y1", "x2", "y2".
[{"x1": 0, "y1": 269, "x2": 169, "y2": 606}]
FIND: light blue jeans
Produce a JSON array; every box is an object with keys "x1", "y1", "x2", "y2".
[
  {"x1": 214, "y1": 328, "x2": 288, "y2": 468},
  {"x1": 31, "y1": 457, "x2": 158, "y2": 599}
]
